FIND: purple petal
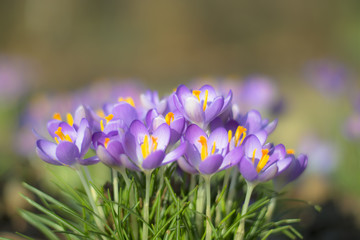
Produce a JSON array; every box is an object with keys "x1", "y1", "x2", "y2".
[
  {"x1": 58, "y1": 122, "x2": 77, "y2": 140},
  {"x1": 220, "y1": 146, "x2": 244, "y2": 170},
  {"x1": 244, "y1": 110, "x2": 262, "y2": 134},
  {"x1": 47, "y1": 120, "x2": 61, "y2": 138},
  {"x1": 146, "y1": 109, "x2": 159, "y2": 129},
  {"x1": 79, "y1": 155, "x2": 100, "y2": 165},
  {"x1": 75, "y1": 119, "x2": 91, "y2": 157},
  {"x1": 124, "y1": 132, "x2": 141, "y2": 165},
  {"x1": 185, "y1": 124, "x2": 207, "y2": 150},
  {"x1": 208, "y1": 127, "x2": 228, "y2": 154},
  {"x1": 169, "y1": 116, "x2": 185, "y2": 144},
  {"x1": 176, "y1": 85, "x2": 192, "y2": 104},
  {"x1": 36, "y1": 143, "x2": 62, "y2": 165},
  {"x1": 204, "y1": 97, "x2": 224, "y2": 123},
  {"x1": 198, "y1": 154, "x2": 223, "y2": 175},
  {"x1": 243, "y1": 135, "x2": 262, "y2": 159},
  {"x1": 173, "y1": 94, "x2": 187, "y2": 116},
  {"x1": 112, "y1": 103, "x2": 138, "y2": 126},
  {"x1": 37, "y1": 139, "x2": 58, "y2": 161},
  {"x1": 120, "y1": 154, "x2": 141, "y2": 171},
  {"x1": 254, "y1": 130, "x2": 267, "y2": 146},
  {"x1": 162, "y1": 142, "x2": 187, "y2": 165},
  {"x1": 199, "y1": 85, "x2": 217, "y2": 100},
  {"x1": 221, "y1": 90, "x2": 233, "y2": 112},
  {"x1": 142, "y1": 150, "x2": 165, "y2": 170},
  {"x1": 258, "y1": 163, "x2": 278, "y2": 182},
  {"x1": 276, "y1": 156, "x2": 294, "y2": 174},
  {"x1": 55, "y1": 142, "x2": 80, "y2": 165},
  {"x1": 152, "y1": 123, "x2": 170, "y2": 150},
  {"x1": 157, "y1": 99, "x2": 168, "y2": 114},
  {"x1": 264, "y1": 119, "x2": 278, "y2": 134},
  {"x1": 238, "y1": 157, "x2": 258, "y2": 182},
  {"x1": 184, "y1": 97, "x2": 204, "y2": 124},
  {"x1": 268, "y1": 144, "x2": 287, "y2": 165},
  {"x1": 177, "y1": 157, "x2": 198, "y2": 174},
  {"x1": 97, "y1": 145, "x2": 119, "y2": 166},
  {"x1": 129, "y1": 120, "x2": 149, "y2": 143}
]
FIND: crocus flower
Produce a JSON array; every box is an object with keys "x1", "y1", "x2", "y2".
[
  {"x1": 36, "y1": 118, "x2": 99, "y2": 166},
  {"x1": 238, "y1": 135, "x2": 279, "y2": 183},
  {"x1": 173, "y1": 84, "x2": 232, "y2": 129},
  {"x1": 140, "y1": 90, "x2": 168, "y2": 114},
  {"x1": 178, "y1": 124, "x2": 243, "y2": 175},
  {"x1": 145, "y1": 109, "x2": 185, "y2": 145},
  {"x1": 121, "y1": 120, "x2": 187, "y2": 171}
]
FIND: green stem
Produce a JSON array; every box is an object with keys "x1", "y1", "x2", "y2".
[
  {"x1": 112, "y1": 169, "x2": 119, "y2": 215},
  {"x1": 226, "y1": 169, "x2": 238, "y2": 213},
  {"x1": 143, "y1": 171, "x2": 151, "y2": 240},
  {"x1": 204, "y1": 175, "x2": 212, "y2": 240},
  {"x1": 84, "y1": 167, "x2": 105, "y2": 220},
  {"x1": 76, "y1": 169, "x2": 104, "y2": 232},
  {"x1": 234, "y1": 182, "x2": 255, "y2": 240},
  {"x1": 189, "y1": 174, "x2": 196, "y2": 209},
  {"x1": 265, "y1": 197, "x2": 277, "y2": 222},
  {"x1": 196, "y1": 177, "x2": 205, "y2": 232}
]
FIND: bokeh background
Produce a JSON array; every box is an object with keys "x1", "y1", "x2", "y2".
[{"x1": 1, "y1": 1, "x2": 360, "y2": 239}]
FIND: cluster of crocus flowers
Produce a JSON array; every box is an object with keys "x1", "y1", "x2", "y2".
[{"x1": 35, "y1": 84, "x2": 308, "y2": 240}]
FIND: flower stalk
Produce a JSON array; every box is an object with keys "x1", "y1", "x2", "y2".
[
  {"x1": 204, "y1": 175, "x2": 212, "y2": 240},
  {"x1": 143, "y1": 171, "x2": 152, "y2": 240}
]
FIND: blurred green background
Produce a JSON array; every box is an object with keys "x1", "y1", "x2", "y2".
[{"x1": 1, "y1": 0, "x2": 360, "y2": 238}]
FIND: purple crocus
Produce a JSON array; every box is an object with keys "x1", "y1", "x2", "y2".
[
  {"x1": 173, "y1": 84, "x2": 232, "y2": 129},
  {"x1": 178, "y1": 124, "x2": 243, "y2": 175},
  {"x1": 36, "y1": 118, "x2": 99, "y2": 166},
  {"x1": 140, "y1": 90, "x2": 168, "y2": 114},
  {"x1": 238, "y1": 135, "x2": 279, "y2": 183},
  {"x1": 121, "y1": 120, "x2": 187, "y2": 171}
]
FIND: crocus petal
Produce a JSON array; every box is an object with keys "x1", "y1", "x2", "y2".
[
  {"x1": 146, "y1": 109, "x2": 159, "y2": 129},
  {"x1": 75, "y1": 119, "x2": 91, "y2": 157},
  {"x1": 258, "y1": 163, "x2": 278, "y2": 182},
  {"x1": 47, "y1": 120, "x2": 61, "y2": 138},
  {"x1": 199, "y1": 85, "x2": 217, "y2": 100},
  {"x1": 222, "y1": 90, "x2": 233, "y2": 112},
  {"x1": 185, "y1": 142, "x2": 202, "y2": 168},
  {"x1": 220, "y1": 146, "x2": 244, "y2": 170},
  {"x1": 36, "y1": 139, "x2": 58, "y2": 161},
  {"x1": 153, "y1": 123, "x2": 170, "y2": 150},
  {"x1": 169, "y1": 116, "x2": 185, "y2": 144},
  {"x1": 185, "y1": 124, "x2": 207, "y2": 148},
  {"x1": 142, "y1": 150, "x2": 165, "y2": 170},
  {"x1": 157, "y1": 99, "x2": 168, "y2": 114},
  {"x1": 264, "y1": 119, "x2": 278, "y2": 135},
  {"x1": 129, "y1": 120, "x2": 149, "y2": 143},
  {"x1": 198, "y1": 154, "x2": 223, "y2": 175},
  {"x1": 267, "y1": 144, "x2": 287, "y2": 165},
  {"x1": 184, "y1": 97, "x2": 204, "y2": 124},
  {"x1": 112, "y1": 103, "x2": 138, "y2": 126},
  {"x1": 244, "y1": 110, "x2": 262, "y2": 133},
  {"x1": 58, "y1": 122, "x2": 77, "y2": 140},
  {"x1": 177, "y1": 157, "x2": 198, "y2": 174},
  {"x1": 124, "y1": 132, "x2": 141, "y2": 165},
  {"x1": 162, "y1": 142, "x2": 187, "y2": 165},
  {"x1": 176, "y1": 84, "x2": 192, "y2": 104},
  {"x1": 276, "y1": 156, "x2": 293, "y2": 174},
  {"x1": 36, "y1": 146, "x2": 62, "y2": 165},
  {"x1": 173, "y1": 94, "x2": 187, "y2": 116},
  {"x1": 56, "y1": 142, "x2": 80, "y2": 165},
  {"x1": 239, "y1": 157, "x2": 258, "y2": 182},
  {"x1": 254, "y1": 130, "x2": 268, "y2": 146},
  {"x1": 243, "y1": 135, "x2": 262, "y2": 159},
  {"x1": 120, "y1": 154, "x2": 141, "y2": 171},
  {"x1": 107, "y1": 141, "x2": 124, "y2": 159},
  {"x1": 208, "y1": 127, "x2": 228, "y2": 154},
  {"x1": 204, "y1": 97, "x2": 224, "y2": 123},
  {"x1": 78, "y1": 155, "x2": 100, "y2": 165}
]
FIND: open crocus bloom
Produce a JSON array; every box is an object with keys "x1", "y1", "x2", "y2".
[
  {"x1": 178, "y1": 124, "x2": 243, "y2": 175},
  {"x1": 238, "y1": 135, "x2": 279, "y2": 183},
  {"x1": 36, "y1": 118, "x2": 99, "y2": 166},
  {"x1": 121, "y1": 120, "x2": 187, "y2": 171},
  {"x1": 173, "y1": 84, "x2": 232, "y2": 129}
]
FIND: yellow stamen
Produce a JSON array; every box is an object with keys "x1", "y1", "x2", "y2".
[
  {"x1": 256, "y1": 149, "x2": 270, "y2": 173},
  {"x1": 287, "y1": 149, "x2": 295, "y2": 155},
  {"x1": 211, "y1": 141, "x2": 216, "y2": 155},
  {"x1": 104, "y1": 138, "x2": 110, "y2": 148},
  {"x1": 203, "y1": 90, "x2": 208, "y2": 111},
  {"x1": 96, "y1": 109, "x2": 105, "y2": 118},
  {"x1": 141, "y1": 135, "x2": 150, "y2": 159},
  {"x1": 198, "y1": 136, "x2": 208, "y2": 161},
  {"x1": 105, "y1": 114, "x2": 114, "y2": 123},
  {"x1": 53, "y1": 113, "x2": 62, "y2": 121},
  {"x1": 151, "y1": 136, "x2": 158, "y2": 152},
  {"x1": 165, "y1": 112, "x2": 175, "y2": 125},
  {"x1": 55, "y1": 137, "x2": 59, "y2": 144},
  {"x1": 235, "y1": 126, "x2": 247, "y2": 147},
  {"x1": 252, "y1": 149, "x2": 257, "y2": 164},
  {"x1": 192, "y1": 90, "x2": 201, "y2": 101},
  {"x1": 66, "y1": 113, "x2": 74, "y2": 126},
  {"x1": 54, "y1": 127, "x2": 72, "y2": 143},
  {"x1": 228, "y1": 130, "x2": 233, "y2": 143},
  {"x1": 118, "y1": 97, "x2": 135, "y2": 107},
  {"x1": 100, "y1": 120, "x2": 105, "y2": 132}
]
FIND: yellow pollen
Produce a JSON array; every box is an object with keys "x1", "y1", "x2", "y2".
[
  {"x1": 55, "y1": 137, "x2": 59, "y2": 144},
  {"x1": 165, "y1": 112, "x2": 175, "y2": 125},
  {"x1": 252, "y1": 149, "x2": 257, "y2": 164},
  {"x1": 141, "y1": 135, "x2": 150, "y2": 159},
  {"x1": 211, "y1": 141, "x2": 216, "y2": 155},
  {"x1": 228, "y1": 130, "x2": 233, "y2": 143},
  {"x1": 100, "y1": 120, "x2": 105, "y2": 132},
  {"x1": 151, "y1": 136, "x2": 158, "y2": 152},
  {"x1": 235, "y1": 126, "x2": 247, "y2": 147},
  {"x1": 287, "y1": 149, "x2": 295, "y2": 155},
  {"x1": 256, "y1": 149, "x2": 270, "y2": 173},
  {"x1": 118, "y1": 97, "x2": 135, "y2": 107},
  {"x1": 53, "y1": 113, "x2": 62, "y2": 121},
  {"x1": 192, "y1": 90, "x2": 201, "y2": 101},
  {"x1": 54, "y1": 127, "x2": 72, "y2": 143},
  {"x1": 105, "y1": 114, "x2": 114, "y2": 123},
  {"x1": 104, "y1": 138, "x2": 110, "y2": 148},
  {"x1": 96, "y1": 109, "x2": 105, "y2": 118},
  {"x1": 198, "y1": 136, "x2": 208, "y2": 161},
  {"x1": 66, "y1": 113, "x2": 74, "y2": 126},
  {"x1": 203, "y1": 90, "x2": 208, "y2": 111}
]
